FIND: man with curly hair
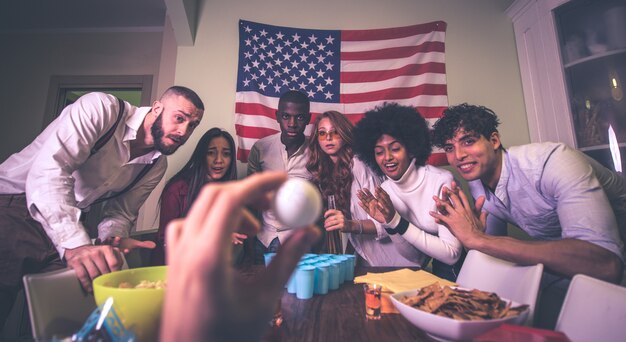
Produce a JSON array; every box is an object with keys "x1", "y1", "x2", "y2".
[
  {"x1": 430, "y1": 103, "x2": 625, "y2": 326},
  {"x1": 353, "y1": 103, "x2": 463, "y2": 280}
]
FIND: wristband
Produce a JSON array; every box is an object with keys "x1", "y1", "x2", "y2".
[{"x1": 385, "y1": 217, "x2": 409, "y2": 235}]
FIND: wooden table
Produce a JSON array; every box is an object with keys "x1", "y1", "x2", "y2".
[{"x1": 254, "y1": 266, "x2": 431, "y2": 342}]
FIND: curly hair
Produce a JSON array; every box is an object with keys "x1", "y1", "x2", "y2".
[
  {"x1": 353, "y1": 103, "x2": 431, "y2": 177},
  {"x1": 432, "y1": 103, "x2": 501, "y2": 148},
  {"x1": 306, "y1": 111, "x2": 354, "y2": 215},
  {"x1": 165, "y1": 128, "x2": 237, "y2": 215}
]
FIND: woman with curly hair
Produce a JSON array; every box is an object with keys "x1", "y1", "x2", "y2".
[
  {"x1": 353, "y1": 103, "x2": 463, "y2": 280},
  {"x1": 306, "y1": 111, "x2": 425, "y2": 265},
  {"x1": 150, "y1": 128, "x2": 238, "y2": 265}
]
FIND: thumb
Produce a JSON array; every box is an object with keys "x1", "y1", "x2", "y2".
[{"x1": 136, "y1": 240, "x2": 157, "y2": 249}]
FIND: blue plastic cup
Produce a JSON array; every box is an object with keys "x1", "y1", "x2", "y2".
[
  {"x1": 295, "y1": 266, "x2": 316, "y2": 299},
  {"x1": 328, "y1": 260, "x2": 341, "y2": 290},
  {"x1": 287, "y1": 270, "x2": 298, "y2": 294},
  {"x1": 314, "y1": 262, "x2": 330, "y2": 295},
  {"x1": 336, "y1": 256, "x2": 351, "y2": 283},
  {"x1": 344, "y1": 255, "x2": 356, "y2": 281}
]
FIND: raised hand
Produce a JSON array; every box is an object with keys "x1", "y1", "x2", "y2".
[
  {"x1": 357, "y1": 186, "x2": 396, "y2": 224},
  {"x1": 429, "y1": 183, "x2": 488, "y2": 248},
  {"x1": 161, "y1": 172, "x2": 321, "y2": 342}
]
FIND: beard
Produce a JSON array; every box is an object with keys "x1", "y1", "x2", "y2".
[{"x1": 151, "y1": 113, "x2": 181, "y2": 155}]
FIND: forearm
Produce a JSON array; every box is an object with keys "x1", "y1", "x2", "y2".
[{"x1": 471, "y1": 235, "x2": 624, "y2": 283}]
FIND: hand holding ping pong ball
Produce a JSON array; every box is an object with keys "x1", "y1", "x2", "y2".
[{"x1": 274, "y1": 178, "x2": 322, "y2": 228}]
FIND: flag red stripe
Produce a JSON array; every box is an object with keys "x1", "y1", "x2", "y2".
[
  {"x1": 235, "y1": 102, "x2": 276, "y2": 119},
  {"x1": 237, "y1": 148, "x2": 250, "y2": 163},
  {"x1": 341, "y1": 62, "x2": 446, "y2": 83},
  {"x1": 235, "y1": 124, "x2": 279, "y2": 139},
  {"x1": 341, "y1": 41, "x2": 445, "y2": 61},
  {"x1": 340, "y1": 84, "x2": 448, "y2": 104},
  {"x1": 342, "y1": 21, "x2": 446, "y2": 41}
]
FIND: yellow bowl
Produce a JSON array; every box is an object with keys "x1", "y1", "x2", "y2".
[{"x1": 93, "y1": 266, "x2": 167, "y2": 342}]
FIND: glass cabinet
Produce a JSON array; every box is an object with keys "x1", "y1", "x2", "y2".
[{"x1": 555, "y1": 0, "x2": 626, "y2": 167}]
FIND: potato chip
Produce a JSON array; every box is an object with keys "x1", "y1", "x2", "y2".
[{"x1": 399, "y1": 283, "x2": 529, "y2": 321}]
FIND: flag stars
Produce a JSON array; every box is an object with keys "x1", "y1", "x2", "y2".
[
  {"x1": 245, "y1": 38, "x2": 252, "y2": 46},
  {"x1": 299, "y1": 54, "x2": 308, "y2": 62},
  {"x1": 251, "y1": 74, "x2": 259, "y2": 81},
  {"x1": 244, "y1": 51, "x2": 252, "y2": 59},
  {"x1": 291, "y1": 46, "x2": 300, "y2": 54},
  {"x1": 252, "y1": 46, "x2": 259, "y2": 53},
  {"x1": 324, "y1": 62, "x2": 334, "y2": 70},
  {"x1": 252, "y1": 34, "x2": 260, "y2": 42},
  {"x1": 308, "y1": 34, "x2": 318, "y2": 43},
  {"x1": 290, "y1": 60, "x2": 299, "y2": 69},
  {"x1": 276, "y1": 32, "x2": 284, "y2": 40},
  {"x1": 290, "y1": 74, "x2": 299, "y2": 82},
  {"x1": 284, "y1": 40, "x2": 292, "y2": 47},
  {"x1": 324, "y1": 77, "x2": 333, "y2": 85},
  {"x1": 316, "y1": 70, "x2": 325, "y2": 78},
  {"x1": 307, "y1": 90, "x2": 315, "y2": 98},
  {"x1": 326, "y1": 50, "x2": 334, "y2": 57},
  {"x1": 325, "y1": 35, "x2": 335, "y2": 44},
  {"x1": 259, "y1": 42, "x2": 267, "y2": 50},
  {"x1": 301, "y1": 42, "x2": 309, "y2": 49},
  {"x1": 324, "y1": 91, "x2": 333, "y2": 99},
  {"x1": 315, "y1": 83, "x2": 325, "y2": 92},
  {"x1": 292, "y1": 33, "x2": 301, "y2": 42},
  {"x1": 276, "y1": 45, "x2": 284, "y2": 53},
  {"x1": 267, "y1": 51, "x2": 275, "y2": 59},
  {"x1": 267, "y1": 37, "x2": 275, "y2": 45},
  {"x1": 243, "y1": 78, "x2": 251, "y2": 86},
  {"x1": 281, "y1": 79, "x2": 289, "y2": 86},
  {"x1": 243, "y1": 64, "x2": 252, "y2": 72},
  {"x1": 260, "y1": 29, "x2": 268, "y2": 37},
  {"x1": 244, "y1": 25, "x2": 252, "y2": 33},
  {"x1": 252, "y1": 60, "x2": 260, "y2": 68},
  {"x1": 316, "y1": 55, "x2": 325, "y2": 63},
  {"x1": 282, "y1": 66, "x2": 291, "y2": 74},
  {"x1": 307, "y1": 76, "x2": 316, "y2": 84},
  {"x1": 317, "y1": 43, "x2": 326, "y2": 51},
  {"x1": 299, "y1": 82, "x2": 307, "y2": 90},
  {"x1": 259, "y1": 68, "x2": 267, "y2": 76},
  {"x1": 283, "y1": 52, "x2": 292, "y2": 60},
  {"x1": 274, "y1": 84, "x2": 282, "y2": 92},
  {"x1": 299, "y1": 68, "x2": 308, "y2": 77},
  {"x1": 259, "y1": 83, "x2": 267, "y2": 91},
  {"x1": 307, "y1": 61, "x2": 316, "y2": 69}
]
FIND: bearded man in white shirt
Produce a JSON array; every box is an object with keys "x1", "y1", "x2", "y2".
[{"x1": 0, "y1": 86, "x2": 204, "y2": 329}]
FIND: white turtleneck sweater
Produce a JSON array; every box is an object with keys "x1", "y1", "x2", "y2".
[{"x1": 380, "y1": 161, "x2": 463, "y2": 265}]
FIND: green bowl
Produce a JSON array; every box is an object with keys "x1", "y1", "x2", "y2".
[{"x1": 93, "y1": 266, "x2": 167, "y2": 342}]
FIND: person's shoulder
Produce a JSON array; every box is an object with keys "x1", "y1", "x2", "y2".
[
  {"x1": 164, "y1": 177, "x2": 190, "y2": 195},
  {"x1": 422, "y1": 164, "x2": 454, "y2": 181}
]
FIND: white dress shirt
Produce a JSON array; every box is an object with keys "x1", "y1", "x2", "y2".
[{"x1": 0, "y1": 92, "x2": 167, "y2": 256}]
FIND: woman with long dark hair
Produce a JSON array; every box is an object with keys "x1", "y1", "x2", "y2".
[{"x1": 151, "y1": 128, "x2": 237, "y2": 265}]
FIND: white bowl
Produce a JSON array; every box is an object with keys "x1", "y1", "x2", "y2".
[{"x1": 390, "y1": 288, "x2": 529, "y2": 341}]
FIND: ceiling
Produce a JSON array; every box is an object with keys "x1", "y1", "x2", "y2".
[{"x1": 0, "y1": 0, "x2": 167, "y2": 31}]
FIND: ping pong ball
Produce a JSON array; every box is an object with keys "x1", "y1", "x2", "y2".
[{"x1": 274, "y1": 178, "x2": 322, "y2": 228}]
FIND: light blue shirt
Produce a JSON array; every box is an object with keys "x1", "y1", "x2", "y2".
[{"x1": 469, "y1": 142, "x2": 625, "y2": 261}]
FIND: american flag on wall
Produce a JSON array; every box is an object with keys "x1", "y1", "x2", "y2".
[{"x1": 235, "y1": 19, "x2": 449, "y2": 164}]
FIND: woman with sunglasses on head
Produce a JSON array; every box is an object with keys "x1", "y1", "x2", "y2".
[
  {"x1": 306, "y1": 111, "x2": 426, "y2": 266},
  {"x1": 150, "y1": 128, "x2": 238, "y2": 265},
  {"x1": 353, "y1": 103, "x2": 463, "y2": 280}
]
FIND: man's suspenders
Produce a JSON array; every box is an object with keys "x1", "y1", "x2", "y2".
[{"x1": 89, "y1": 98, "x2": 156, "y2": 205}]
